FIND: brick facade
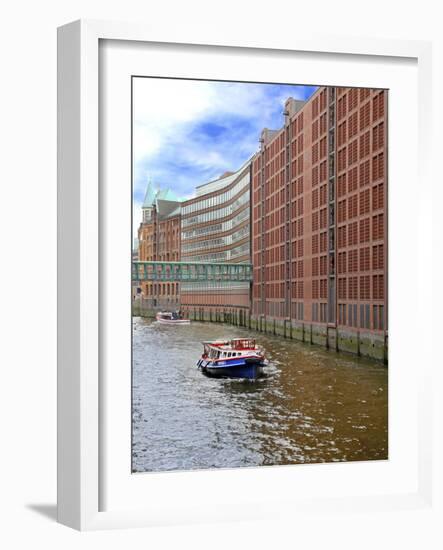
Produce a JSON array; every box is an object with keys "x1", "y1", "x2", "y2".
[{"x1": 252, "y1": 87, "x2": 388, "y2": 336}]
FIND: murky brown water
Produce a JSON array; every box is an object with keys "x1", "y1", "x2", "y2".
[{"x1": 132, "y1": 318, "x2": 388, "y2": 472}]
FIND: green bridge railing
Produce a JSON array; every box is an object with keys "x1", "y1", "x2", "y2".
[{"x1": 132, "y1": 261, "x2": 253, "y2": 282}]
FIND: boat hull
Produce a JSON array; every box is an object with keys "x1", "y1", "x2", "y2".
[
  {"x1": 197, "y1": 358, "x2": 265, "y2": 379},
  {"x1": 156, "y1": 318, "x2": 190, "y2": 325}
]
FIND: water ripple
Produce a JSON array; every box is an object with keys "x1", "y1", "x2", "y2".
[{"x1": 132, "y1": 318, "x2": 388, "y2": 472}]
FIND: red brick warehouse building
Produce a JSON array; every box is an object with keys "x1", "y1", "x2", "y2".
[
  {"x1": 137, "y1": 182, "x2": 181, "y2": 310},
  {"x1": 251, "y1": 87, "x2": 387, "y2": 361}
]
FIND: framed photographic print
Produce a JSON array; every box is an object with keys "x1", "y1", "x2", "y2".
[{"x1": 57, "y1": 19, "x2": 434, "y2": 531}]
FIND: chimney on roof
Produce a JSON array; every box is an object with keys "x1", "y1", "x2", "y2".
[
  {"x1": 283, "y1": 97, "x2": 305, "y2": 125},
  {"x1": 259, "y1": 128, "x2": 279, "y2": 150}
]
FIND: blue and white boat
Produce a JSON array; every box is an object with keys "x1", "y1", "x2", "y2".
[{"x1": 197, "y1": 338, "x2": 266, "y2": 380}]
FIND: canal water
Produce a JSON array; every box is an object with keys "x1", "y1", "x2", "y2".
[{"x1": 132, "y1": 317, "x2": 388, "y2": 473}]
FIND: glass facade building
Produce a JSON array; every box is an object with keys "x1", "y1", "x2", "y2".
[{"x1": 180, "y1": 161, "x2": 252, "y2": 317}]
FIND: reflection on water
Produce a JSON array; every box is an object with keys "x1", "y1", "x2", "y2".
[{"x1": 132, "y1": 317, "x2": 388, "y2": 472}]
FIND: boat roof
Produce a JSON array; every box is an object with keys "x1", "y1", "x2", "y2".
[{"x1": 203, "y1": 338, "x2": 257, "y2": 351}]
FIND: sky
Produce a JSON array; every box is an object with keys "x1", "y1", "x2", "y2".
[{"x1": 133, "y1": 77, "x2": 317, "y2": 237}]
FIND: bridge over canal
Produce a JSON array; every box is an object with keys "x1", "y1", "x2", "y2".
[{"x1": 132, "y1": 261, "x2": 253, "y2": 283}]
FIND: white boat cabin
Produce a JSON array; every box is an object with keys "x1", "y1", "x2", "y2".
[{"x1": 202, "y1": 338, "x2": 259, "y2": 360}]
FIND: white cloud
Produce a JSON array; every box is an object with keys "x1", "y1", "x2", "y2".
[{"x1": 132, "y1": 77, "x2": 316, "y2": 236}]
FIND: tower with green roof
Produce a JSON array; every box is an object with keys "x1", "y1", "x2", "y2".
[{"x1": 142, "y1": 178, "x2": 156, "y2": 223}]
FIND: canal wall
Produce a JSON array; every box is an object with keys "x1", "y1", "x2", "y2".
[{"x1": 132, "y1": 300, "x2": 387, "y2": 364}]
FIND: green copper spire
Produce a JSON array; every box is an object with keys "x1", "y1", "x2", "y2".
[{"x1": 142, "y1": 178, "x2": 156, "y2": 207}]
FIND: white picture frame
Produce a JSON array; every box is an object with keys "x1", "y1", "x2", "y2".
[{"x1": 57, "y1": 19, "x2": 436, "y2": 532}]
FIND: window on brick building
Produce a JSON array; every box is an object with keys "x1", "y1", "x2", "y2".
[
  {"x1": 312, "y1": 142, "x2": 319, "y2": 164},
  {"x1": 360, "y1": 275, "x2": 370, "y2": 300},
  {"x1": 338, "y1": 225, "x2": 347, "y2": 248},
  {"x1": 298, "y1": 177, "x2": 304, "y2": 195},
  {"x1": 338, "y1": 278, "x2": 347, "y2": 299},
  {"x1": 372, "y1": 183, "x2": 384, "y2": 210},
  {"x1": 298, "y1": 282, "x2": 304, "y2": 300},
  {"x1": 319, "y1": 255, "x2": 327, "y2": 276},
  {"x1": 359, "y1": 102, "x2": 370, "y2": 131},
  {"x1": 312, "y1": 280, "x2": 319, "y2": 299},
  {"x1": 320, "y1": 279, "x2": 327, "y2": 299},
  {"x1": 349, "y1": 88, "x2": 359, "y2": 111},
  {"x1": 349, "y1": 111, "x2": 358, "y2": 138},
  {"x1": 338, "y1": 251, "x2": 346, "y2": 273},
  {"x1": 359, "y1": 160, "x2": 370, "y2": 187},
  {"x1": 338, "y1": 174, "x2": 347, "y2": 197},
  {"x1": 360, "y1": 88, "x2": 370, "y2": 102},
  {"x1": 359, "y1": 218, "x2": 370, "y2": 243},
  {"x1": 338, "y1": 200, "x2": 346, "y2": 223},
  {"x1": 373, "y1": 244, "x2": 384, "y2": 270},
  {"x1": 348, "y1": 276, "x2": 358, "y2": 300},
  {"x1": 360, "y1": 131, "x2": 370, "y2": 158},
  {"x1": 373, "y1": 122, "x2": 385, "y2": 150},
  {"x1": 372, "y1": 152, "x2": 384, "y2": 181},
  {"x1": 348, "y1": 195, "x2": 358, "y2": 219},
  {"x1": 338, "y1": 121, "x2": 347, "y2": 146},
  {"x1": 373, "y1": 92, "x2": 385, "y2": 122},
  {"x1": 320, "y1": 208, "x2": 327, "y2": 228},
  {"x1": 338, "y1": 147, "x2": 347, "y2": 172},
  {"x1": 338, "y1": 95, "x2": 347, "y2": 121},
  {"x1": 312, "y1": 257, "x2": 319, "y2": 277},
  {"x1": 359, "y1": 189, "x2": 370, "y2": 215},
  {"x1": 320, "y1": 184, "x2": 327, "y2": 205},
  {"x1": 348, "y1": 139, "x2": 358, "y2": 166},
  {"x1": 297, "y1": 197, "x2": 304, "y2": 216},
  {"x1": 320, "y1": 137, "x2": 327, "y2": 158},
  {"x1": 348, "y1": 167, "x2": 358, "y2": 193},
  {"x1": 320, "y1": 112, "x2": 327, "y2": 134},
  {"x1": 348, "y1": 249, "x2": 358, "y2": 272},
  {"x1": 312, "y1": 120, "x2": 319, "y2": 142},
  {"x1": 298, "y1": 218, "x2": 304, "y2": 237},
  {"x1": 373, "y1": 274, "x2": 384, "y2": 300},
  {"x1": 320, "y1": 89, "x2": 327, "y2": 111},
  {"x1": 312, "y1": 211, "x2": 319, "y2": 231},
  {"x1": 372, "y1": 213, "x2": 384, "y2": 240},
  {"x1": 313, "y1": 188, "x2": 320, "y2": 210},
  {"x1": 312, "y1": 97, "x2": 319, "y2": 118},
  {"x1": 320, "y1": 232, "x2": 327, "y2": 253},
  {"x1": 297, "y1": 240, "x2": 304, "y2": 258},
  {"x1": 359, "y1": 247, "x2": 370, "y2": 271},
  {"x1": 312, "y1": 234, "x2": 319, "y2": 254},
  {"x1": 320, "y1": 161, "x2": 327, "y2": 182}
]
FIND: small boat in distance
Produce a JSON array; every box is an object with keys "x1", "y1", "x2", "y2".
[
  {"x1": 156, "y1": 311, "x2": 191, "y2": 325},
  {"x1": 197, "y1": 338, "x2": 266, "y2": 380}
]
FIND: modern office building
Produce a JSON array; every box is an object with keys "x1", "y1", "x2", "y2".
[
  {"x1": 180, "y1": 160, "x2": 252, "y2": 319},
  {"x1": 137, "y1": 182, "x2": 181, "y2": 309},
  {"x1": 251, "y1": 88, "x2": 387, "y2": 359}
]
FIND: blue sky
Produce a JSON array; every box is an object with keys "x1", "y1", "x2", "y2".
[{"x1": 133, "y1": 78, "x2": 317, "y2": 235}]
